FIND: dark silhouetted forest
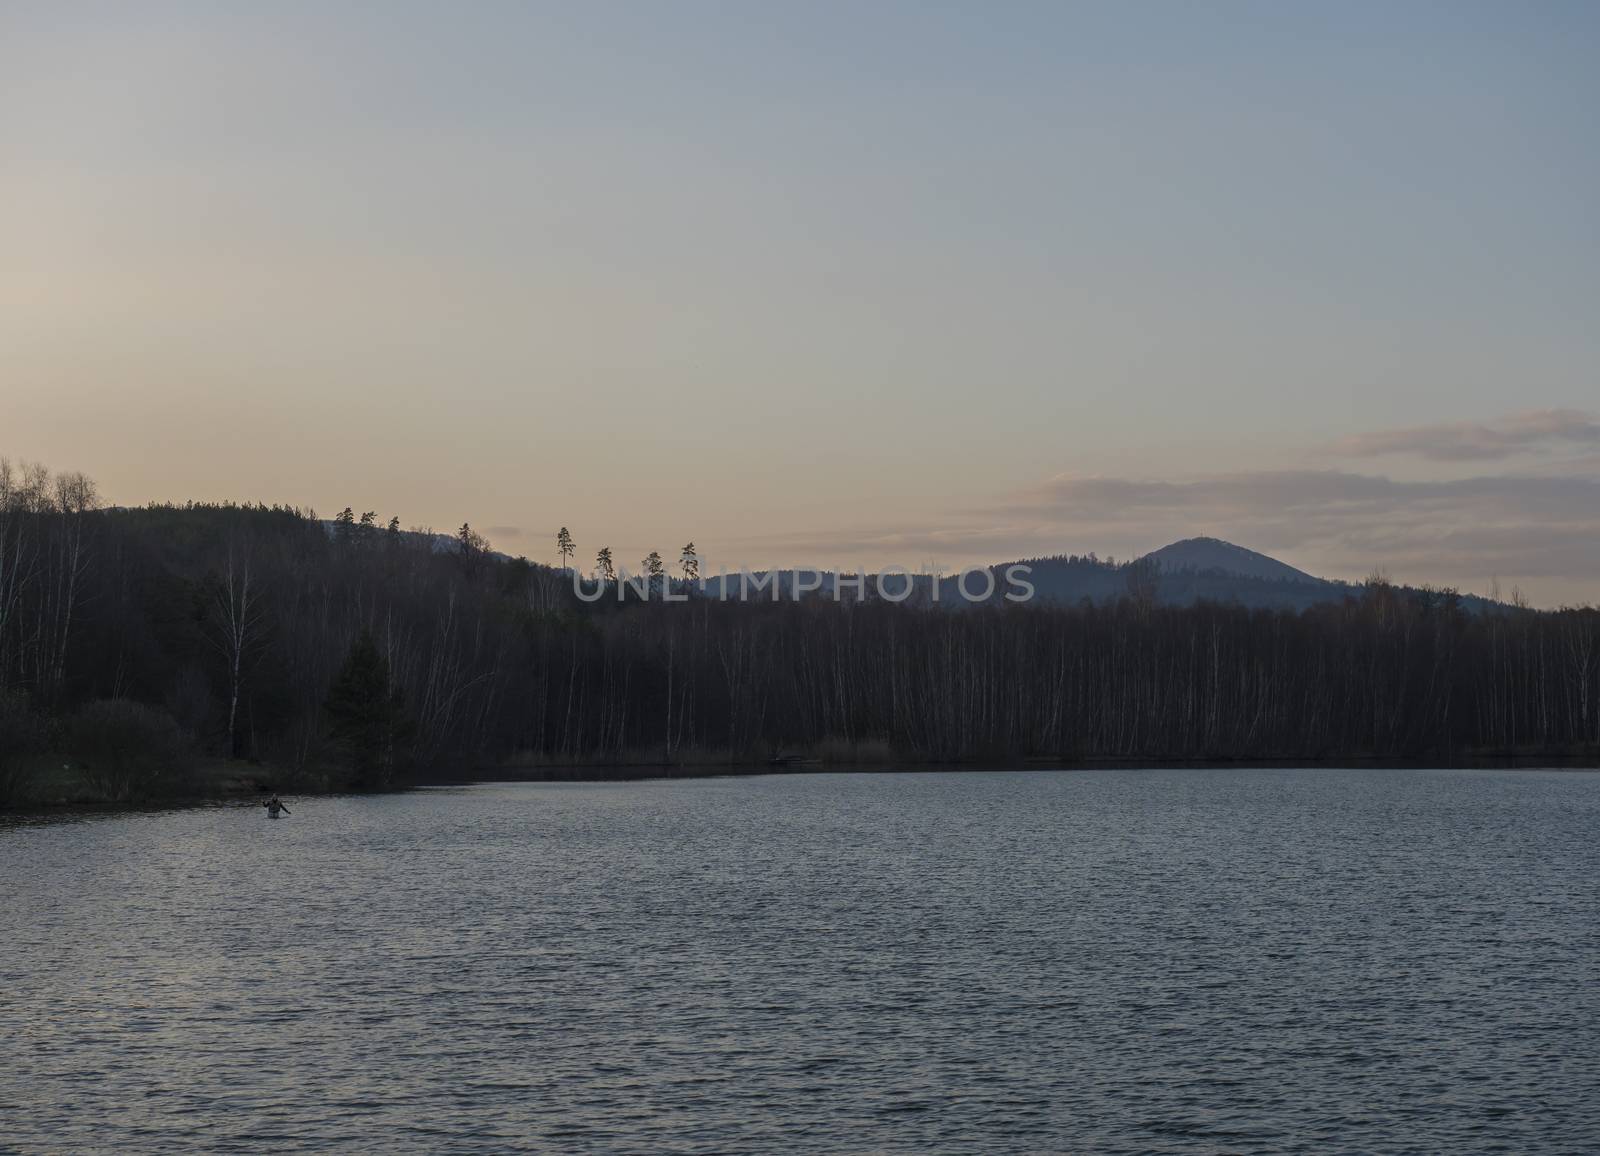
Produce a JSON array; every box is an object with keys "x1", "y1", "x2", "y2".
[{"x1": 1, "y1": 462, "x2": 1597, "y2": 804}]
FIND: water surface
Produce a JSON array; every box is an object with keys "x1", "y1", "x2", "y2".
[{"x1": 4, "y1": 768, "x2": 1599, "y2": 1153}]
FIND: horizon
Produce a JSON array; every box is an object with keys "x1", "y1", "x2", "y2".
[
  {"x1": 5, "y1": 2, "x2": 1597, "y2": 603},
  {"x1": 73, "y1": 491, "x2": 1573, "y2": 606},
  {"x1": 71, "y1": 488, "x2": 1596, "y2": 607}
]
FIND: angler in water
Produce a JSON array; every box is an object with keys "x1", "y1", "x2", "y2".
[{"x1": 263, "y1": 795, "x2": 291, "y2": 818}]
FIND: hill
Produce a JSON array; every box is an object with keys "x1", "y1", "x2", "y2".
[
  {"x1": 974, "y1": 540, "x2": 1342, "y2": 611},
  {"x1": 1143, "y1": 537, "x2": 1320, "y2": 584},
  {"x1": 699, "y1": 539, "x2": 1486, "y2": 613}
]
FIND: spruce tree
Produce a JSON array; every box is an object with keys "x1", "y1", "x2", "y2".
[{"x1": 324, "y1": 630, "x2": 402, "y2": 788}]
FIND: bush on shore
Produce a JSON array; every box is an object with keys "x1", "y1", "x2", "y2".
[
  {"x1": 0, "y1": 691, "x2": 45, "y2": 807},
  {"x1": 67, "y1": 699, "x2": 198, "y2": 802}
]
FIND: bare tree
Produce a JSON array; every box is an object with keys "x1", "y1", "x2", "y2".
[
  {"x1": 1563, "y1": 609, "x2": 1599, "y2": 744},
  {"x1": 207, "y1": 543, "x2": 267, "y2": 758},
  {"x1": 0, "y1": 460, "x2": 44, "y2": 692},
  {"x1": 37, "y1": 470, "x2": 97, "y2": 697}
]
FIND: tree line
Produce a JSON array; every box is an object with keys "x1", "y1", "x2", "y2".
[
  {"x1": 553, "y1": 525, "x2": 701, "y2": 594},
  {"x1": 1, "y1": 461, "x2": 1596, "y2": 803}
]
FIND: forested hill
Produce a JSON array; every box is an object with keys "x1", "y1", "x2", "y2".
[
  {"x1": 1144, "y1": 537, "x2": 1320, "y2": 583},
  {"x1": 995, "y1": 538, "x2": 1495, "y2": 613},
  {"x1": 699, "y1": 537, "x2": 1498, "y2": 613},
  {"x1": 2, "y1": 476, "x2": 1598, "y2": 804}
]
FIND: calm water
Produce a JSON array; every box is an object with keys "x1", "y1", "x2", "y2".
[{"x1": 3, "y1": 768, "x2": 1599, "y2": 1154}]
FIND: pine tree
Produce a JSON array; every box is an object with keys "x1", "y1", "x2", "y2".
[
  {"x1": 556, "y1": 526, "x2": 575, "y2": 570},
  {"x1": 324, "y1": 630, "x2": 403, "y2": 788},
  {"x1": 596, "y1": 546, "x2": 615, "y2": 583},
  {"x1": 642, "y1": 550, "x2": 665, "y2": 596},
  {"x1": 679, "y1": 541, "x2": 699, "y2": 584}
]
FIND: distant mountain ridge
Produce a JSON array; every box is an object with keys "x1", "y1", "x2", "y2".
[
  {"x1": 1001, "y1": 538, "x2": 1344, "y2": 611},
  {"x1": 997, "y1": 537, "x2": 1499, "y2": 612},
  {"x1": 379, "y1": 522, "x2": 1485, "y2": 614},
  {"x1": 700, "y1": 537, "x2": 1488, "y2": 613}
]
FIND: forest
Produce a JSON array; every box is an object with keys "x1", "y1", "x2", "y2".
[{"x1": 1, "y1": 459, "x2": 1597, "y2": 805}]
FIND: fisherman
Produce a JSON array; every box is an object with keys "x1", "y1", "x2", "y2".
[{"x1": 263, "y1": 795, "x2": 290, "y2": 817}]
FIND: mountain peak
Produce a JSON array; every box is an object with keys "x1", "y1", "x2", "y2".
[{"x1": 1141, "y1": 538, "x2": 1319, "y2": 585}]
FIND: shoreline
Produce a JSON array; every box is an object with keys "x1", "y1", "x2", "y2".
[
  {"x1": 455, "y1": 750, "x2": 1600, "y2": 784},
  {"x1": 7, "y1": 751, "x2": 1596, "y2": 820}
]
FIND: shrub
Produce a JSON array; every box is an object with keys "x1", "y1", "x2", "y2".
[
  {"x1": 68, "y1": 700, "x2": 198, "y2": 802},
  {"x1": 324, "y1": 631, "x2": 405, "y2": 788},
  {"x1": 0, "y1": 691, "x2": 44, "y2": 807},
  {"x1": 817, "y1": 735, "x2": 895, "y2": 764}
]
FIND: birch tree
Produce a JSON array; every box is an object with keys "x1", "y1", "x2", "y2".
[{"x1": 207, "y1": 543, "x2": 267, "y2": 758}]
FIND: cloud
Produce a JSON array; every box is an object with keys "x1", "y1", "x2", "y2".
[
  {"x1": 483, "y1": 524, "x2": 523, "y2": 540},
  {"x1": 1332, "y1": 409, "x2": 1600, "y2": 461},
  {"x1": 1008, "y1": 469, "x2": 1600, "y2": 523},
  {"x1": 742, "y1": 466, "x2": 1600, "y2": 605}
]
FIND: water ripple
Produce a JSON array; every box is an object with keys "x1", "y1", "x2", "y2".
[{"x1": 3, "y1": 767, "x2": 1599, "y2": 1153}]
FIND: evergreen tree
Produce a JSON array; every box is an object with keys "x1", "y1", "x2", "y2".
[
  {"x1": 596, "y1": 546, "x2": 615, "y2": 583},
  {"x1": 642, "y1": 550, "x2": 665, "y2": 595},
  {"x1": 680, "y1": 542, "x2": 699, "y2": 584},
  {"x1": 456, "y1": 522, "x2": 489, "y2": 563},
  {"x1": 556, "y1": 526, "x2": 575, "y2": 570},
  {"x1": 324, "y1": 630, "x2": 403, "y2": 788}
]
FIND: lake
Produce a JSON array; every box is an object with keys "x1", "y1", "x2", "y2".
[{"x1": 4, "y1": 768, "x2": 1599, "y2": 1153}]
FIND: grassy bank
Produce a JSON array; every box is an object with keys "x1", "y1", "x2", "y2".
[
  {"x1": 9, "y1": 745, "x2": 1595, "y2": 810},
  {"x1": 4, "y1": 755, "x2": 289, "y2": 810},
  {"x1": 475, "y1": 743, "x2": 1600, "y2": 782},
  {"x1": 492, "y1": 736, "x2": 898, "y2": 771}
]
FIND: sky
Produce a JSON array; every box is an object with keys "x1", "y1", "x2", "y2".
[{"x1": 3, "y1": 1, "x2": 1597, "y2": 604}]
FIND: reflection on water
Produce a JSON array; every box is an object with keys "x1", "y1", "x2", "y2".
[{"x1": 4, "y1": 768, "x2": 1599, "y2": 1153}]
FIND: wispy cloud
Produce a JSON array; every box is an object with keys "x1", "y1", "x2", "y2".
[
  {"x1": 731, "y1": 411, "x2": 1600, "y2": 602},
  {"x1": 743, "y1": 465, "x2": 1600, "y2": 604},
  {"x1": 998, "y1": 469, "x2": 1600, "y2": 586},
  {"x1": 1331, "y1": 409, "x2": 1600, "y2": 462}
]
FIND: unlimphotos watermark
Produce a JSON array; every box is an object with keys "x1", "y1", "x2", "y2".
[{"x1": 570, "y1": 564, "x2": 1035, "y2": 604}]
